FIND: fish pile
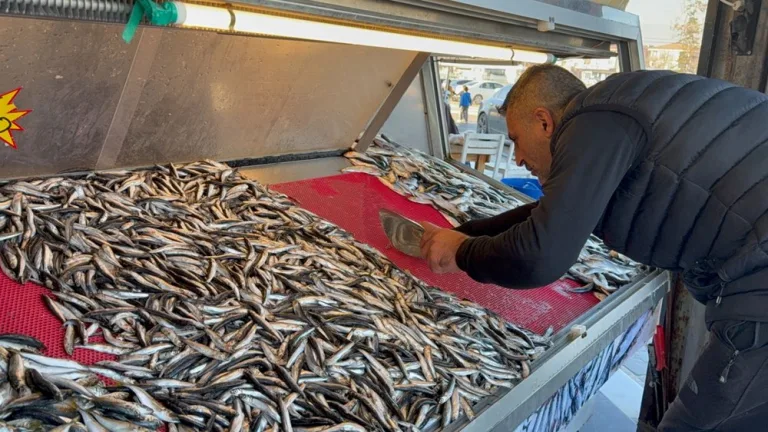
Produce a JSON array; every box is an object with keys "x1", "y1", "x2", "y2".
[
  {"x1": 0, "y1": 161, "x2": 552, "y2": 431},
  {"x1": 344, "y1": 136, "x2": 646, "y2": 296},
  {"x1": 1, "y1": 334, "x2": 179, "y2": 432},
  {"x1": 568, "y1": 238, "x2": 648, "y2": 300},
  {"x1": 343, "y1": 139, "x2": 525, "y2": 227}
]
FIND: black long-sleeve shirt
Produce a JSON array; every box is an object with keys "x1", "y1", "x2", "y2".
[{"x1": 454, "y1": 111, "x2": 645, "y2": 288}]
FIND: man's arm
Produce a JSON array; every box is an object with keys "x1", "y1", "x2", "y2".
[
  {"x1": 454, "y1": 203, "x2": 538, "y2": 237},
  {"x1": 455, "y1": 111, "x2": 645, "y2": 288}
]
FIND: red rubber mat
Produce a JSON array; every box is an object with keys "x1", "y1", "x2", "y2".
[
  {"x1": 272, "y1": 173, "x2": 599, "y2": 333},
  {"x1": 0, "y1": 282, "x2": 114, "y2": 364}
]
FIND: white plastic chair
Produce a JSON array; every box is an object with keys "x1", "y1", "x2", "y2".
[
  {"x1": 487, "y1": 140, "x2": 526, "y2": 179},
  {"x1": 455, "y1": 132, "x2": 507, "y2": 179}
]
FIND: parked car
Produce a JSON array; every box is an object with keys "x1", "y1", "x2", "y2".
[
  {"x1": 476, "y1": 84, "x2": 512, "y2": 136},
  {"x1": 464, "y1": 81, "x2": 505, "y2": 104},
  {"x1": 449, "y1": 79, "x2": 474, "y2": 90}
]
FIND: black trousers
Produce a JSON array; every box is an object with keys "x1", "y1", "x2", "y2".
[
  {"x1": 658, "y1": 320, "x2": 768, "y2": 431},
  {"x1": 444, "y1": 102, "x2": 459, "y2": 135}
]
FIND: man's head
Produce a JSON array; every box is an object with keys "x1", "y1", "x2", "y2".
[
  {"x1": 463, "y1": 86, "x2": 469, "y2": 92},
  {"x1": 502, "y1": 65, "x2": 585, "y2": 182}
]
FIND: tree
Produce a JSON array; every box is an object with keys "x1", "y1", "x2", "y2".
[
  {"x1": 646, "y1": 46, "x2": 679, "y2": 70},
  {"x1": 673, "y1": 0, "x2": 707, "y2": 73}
]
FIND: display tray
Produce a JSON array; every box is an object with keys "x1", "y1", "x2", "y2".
[{"x1": 0, "y1": 171, "x2": 599, "y2": 364}]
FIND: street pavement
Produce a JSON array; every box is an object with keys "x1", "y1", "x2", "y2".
[{"x1": 447, "y1": 101, "x2": 479, "y2": 134}]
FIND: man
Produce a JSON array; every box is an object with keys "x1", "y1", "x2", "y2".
[
  {"x1": 459, "y1": 85, "x2": 472, "y2": 123},
  {"x1": 444, "y1": 83, "x2": 455, "y2": 104},
  {"x1": 419, "y1": 65, "x2": 768, "y2": 430},
  {"x1": 444, "y1": 100, "x2": 460, "y2": 135}
]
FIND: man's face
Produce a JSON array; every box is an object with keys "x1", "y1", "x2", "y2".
[{"x1": 505, "y1": 107, "x2": 557, "y2": 183}]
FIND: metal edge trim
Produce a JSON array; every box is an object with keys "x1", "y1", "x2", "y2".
[
  {"x1": 419, "y1": 0, "x2": 642, "y2": 39},
  {"x1": 0, "y1": 150, "x2": 346, "y2": 182},
  {"x1": 223, "y1": 149, "x2": 348, "y2": 168},
  {"x1": 452, "y1": 270, "x2": 670, "y2": 432},
  {"x1": 542, "y1": 270, "x2": 668, "y2": 357},
  {"x1": 356, "y1": 52, "x2": 430, "y2": 153},
  {"x1": 227, "y1": 0, "x2": 618, "y2": 57},
  {"x1": 2, "y1": 0, "x2": 622, "y2": 57}
]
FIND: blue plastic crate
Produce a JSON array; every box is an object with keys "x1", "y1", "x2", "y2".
[{"x1": 501, "y1": 178, "x2": 543, "y2": 200}]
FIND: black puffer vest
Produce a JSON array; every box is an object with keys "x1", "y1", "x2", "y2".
[{"x1": 556, "y1": 70, "x2": 768, "y2": 323}]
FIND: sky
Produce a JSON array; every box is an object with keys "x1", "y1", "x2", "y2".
[{"x1": 626, "y1": 0, "x2": 687, "y2": 45}]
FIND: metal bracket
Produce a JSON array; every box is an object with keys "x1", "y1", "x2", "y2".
[
  {"x1": 730, "y1": 0, "x2": 763, "y2": 55},
  {"x1": 567, "y1": 324, "x2": 588, "y2": 341},
  {"x1": 537, "y1": 17, "x2": 555, "y2": 32}
]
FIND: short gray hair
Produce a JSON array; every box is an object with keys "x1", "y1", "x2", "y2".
[{"x1": 502, "y1": 64, "x2": 586, "y2": 122}]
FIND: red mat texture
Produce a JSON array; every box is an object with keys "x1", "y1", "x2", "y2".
[
  {"x1": 0, "y1": 284, "x2": 114, "y2": 364},
  {"x1": 272, "y1": 173, "x2": 598, "y2": 333},
  {"x1": 0, "y1": 172, "x2": 597, "y2": 359}
]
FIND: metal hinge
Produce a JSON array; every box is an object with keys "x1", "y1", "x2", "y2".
[{"x1": 729, "y1": 0, "x2": 763, "y2": 55}]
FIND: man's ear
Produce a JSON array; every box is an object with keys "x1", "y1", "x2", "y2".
[{"x1": 533, "y1": 108, "x2": 556, "y2": 138}]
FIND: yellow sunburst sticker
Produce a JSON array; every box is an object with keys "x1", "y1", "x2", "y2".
[{"x1": 0, "y1": 88, "x2": 31, "y2": 150}]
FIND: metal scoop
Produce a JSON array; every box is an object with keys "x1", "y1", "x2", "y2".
[{"x1": 378, "y1": 209, "x2": 424, "y2": 258}]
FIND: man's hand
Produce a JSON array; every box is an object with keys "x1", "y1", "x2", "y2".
[{"x1": 419, "y1": 222, "x2": 469, "y2": 274}]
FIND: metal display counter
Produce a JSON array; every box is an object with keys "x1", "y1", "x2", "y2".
[{"x1": 0, "y1": 1, "x2": 664, "y2": 430}]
